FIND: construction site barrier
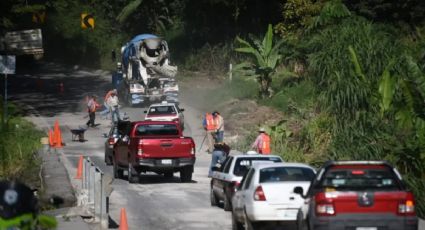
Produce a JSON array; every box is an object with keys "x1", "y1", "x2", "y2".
[{"x1": 80, "y1": 157, "x2": 112, "y2": 229}]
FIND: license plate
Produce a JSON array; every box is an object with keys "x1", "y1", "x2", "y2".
[
  {"x1": 277, "y1": 210, "x2": 297, "y2": 218},
  {"x1": 162, "y1": 159, "x2": 172, "y2": 165},
  {"x1": 356, "y1": 228, "x2": 377, "y2": 230}
]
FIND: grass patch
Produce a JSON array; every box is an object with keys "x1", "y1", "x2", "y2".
[{"x1": 0, "y1": 101, "x2": 44, "y2": 187}]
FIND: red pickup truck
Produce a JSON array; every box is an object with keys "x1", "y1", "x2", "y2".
[{"x1": 112, "y1": 120, "x2": 196, "y2": 183}]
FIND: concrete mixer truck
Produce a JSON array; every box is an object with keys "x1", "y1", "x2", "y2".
[{"x1": 118, "y1": 34, "x2": 178, "y2": 106}]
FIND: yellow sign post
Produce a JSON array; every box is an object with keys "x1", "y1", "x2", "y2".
[{"x1": 81, "y1": 13, "x2": 95, "y2": 29}]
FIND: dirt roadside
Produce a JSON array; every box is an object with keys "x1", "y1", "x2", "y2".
[{"x1": 179, "y1": 76, "x2": 284, "y2": 146}]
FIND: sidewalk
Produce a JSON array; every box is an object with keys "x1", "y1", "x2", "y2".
[
  {"x1": 40, "y1": 143, "x2": 92, "y2": 230},
  {"x1": 43, "y1": 207, "x2": 91, "y2": 230}
]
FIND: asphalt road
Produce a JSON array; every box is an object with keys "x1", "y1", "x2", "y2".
[
  {"x1": 7, "y1": 62, "x2": 424, "y2": 230},
  {"x1": 7, "y1": 62, "x2": 232, "y2": 230}
]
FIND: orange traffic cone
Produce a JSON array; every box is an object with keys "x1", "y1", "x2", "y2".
[
  {"x1": 53, "y1": 120, "x2": 63, "y2": 148},
  {"x1": 119, "y1": 208, "x2": 129, "y2": 230},
  {"x1": 48, "y1": 129, "x2": 55, "y2": 147},
  {"x1": 75, "y1": 155, "x2": 83, "y2": 179}
]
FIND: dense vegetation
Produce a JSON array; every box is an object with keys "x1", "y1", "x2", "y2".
[
  {"x1": 2, "y1": 0, "x2": 425, "y2": 217},
  {"x1": 0, "y1": 101, "x2": 43, "y2": 183}
]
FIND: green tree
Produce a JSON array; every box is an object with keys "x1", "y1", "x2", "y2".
[{"x1": 234, "y1": 24, "x2": 285, "y2": 98}]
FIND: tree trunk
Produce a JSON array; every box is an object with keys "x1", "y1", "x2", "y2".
[{"x1": 259, "y1": 75, "x2": 271, "y2": 99}]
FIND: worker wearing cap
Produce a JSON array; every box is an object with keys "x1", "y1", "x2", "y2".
[
  {"x1": 112, "y1": 62, "x2": 123, "y2": 89},
  {"x1": 100, "y1": 89, "x2": 116, "y2": 119},
  {"x1": 86, "y1": 95, "x2": 100, "y2": 128},
  {"x1": 208, "y1": 142, "x2": 230, "y2": 177},
  {"x1": 251, "y1": 127, "x2": 271, "y2": 154},
  {"x1": 107, "y1": 90, "x2": 120, "y2": 123},
  {"x1": 213, "y1": 111, "x2": 224, "y2": 142},
  {"x1": 203, "y1": 112, "x2": 217, "y2": 153}
]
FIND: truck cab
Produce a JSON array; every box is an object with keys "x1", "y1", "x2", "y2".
[{"x1": 112, "y1": 120, "x2": 195, "y2": 183}]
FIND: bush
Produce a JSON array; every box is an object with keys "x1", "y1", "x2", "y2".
[{"x1": 0, "y1": 100, "x2": 43, "y2": 181}]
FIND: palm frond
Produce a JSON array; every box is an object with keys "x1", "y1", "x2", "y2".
[{"x1": 116, "y1": 0, "x2": 143, "y2": 24}]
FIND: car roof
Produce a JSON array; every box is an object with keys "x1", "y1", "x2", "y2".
[
  {"x1": 149, "y1": 102, "x2": 176, "y2": 107},
  {"x1": 250, "y1": 162, "x2": 315, "y2": 171},
  {"x1": 322, "y1": 160, "x2": 393, "y2": 168},
  {"x1": 132, "y1": 120, "x2": 179, "y2": 125},
  {"x1": 232, "y1": 154, "x2": 282, "y2": 159}
]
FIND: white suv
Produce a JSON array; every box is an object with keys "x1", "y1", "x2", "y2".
[
  {"x1": 210, "y1": 153, "x2": 283, "y2": 211},
  {"x1": 231, "y1": 162, "x2": 316, "y2": 229}
]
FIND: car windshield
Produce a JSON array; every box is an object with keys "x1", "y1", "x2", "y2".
[
  {"x1": 148, "y1": 106, "x2": 176, "y2": 115},
  {"x1": 233, "y1": 157, "x2": 282, "y2": 176},
  {"x1": 135, "y1": 124, "x2": 179, "y2": 136},
  {"x1": 259, "y1": 167, "x2": 315, "y2": 183},
  {"x1": 320, "y1": 165, "x2": 401, "y2": 190}
]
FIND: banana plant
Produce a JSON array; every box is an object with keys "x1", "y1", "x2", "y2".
[{"x1": 234, "y1": 24, "x2": 285, "y2": 98}]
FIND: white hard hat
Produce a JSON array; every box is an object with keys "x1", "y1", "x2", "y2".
[
  {"x1": 259, "y1": 127, "x2": 266, "y2": 132},
  {"x1": 246, "y1": 150, "x2": 257, "y2": 155}
]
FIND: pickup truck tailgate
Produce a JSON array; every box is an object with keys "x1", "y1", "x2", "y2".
[{"x1": 140, "y1": 137, "x2": 194, "y2": 158}]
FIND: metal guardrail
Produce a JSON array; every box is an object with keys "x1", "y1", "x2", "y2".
[{"x1": 80, "y1": 157, "x2": 112, "y2": 229}]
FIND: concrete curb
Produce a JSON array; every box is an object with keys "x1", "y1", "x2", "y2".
[{"x1": 40, "y1": 146, "x2": 76, "y2": 207}]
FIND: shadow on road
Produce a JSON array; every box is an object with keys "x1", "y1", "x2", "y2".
[{"x1": 5, "y1": 62, "x2": 112, "y2": 117}]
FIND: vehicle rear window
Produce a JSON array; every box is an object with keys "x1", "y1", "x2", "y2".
[
  {"x1": 233, "y1": 157, "x2": 282, "y2": 176},
  {"x1": 148, "y1": 106, "x2": 176, "y2": 115},
  {"x1": 260, "y1": 167, "x2": 315, "y2": 183},
  {"x1": 320, "y1": 165, "x2": 401, "y2": 190},
  {"x1": 135, "y1": 124, "x2": 178, "y2": 136}
]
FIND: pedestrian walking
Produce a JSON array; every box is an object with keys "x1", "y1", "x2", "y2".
[
  {"x1": 86, "y1": 95, "x2": 100, "y2": 127},
  {"x1": 208, "y1": 142, "x2": 231, "y2": 177},
  {"x1": 100, "y1": 89, "x2": 115, "y2": 119},
  {"x1": 251, "y1": 127, "x2": 271, "y2": 154},
  {"x1": 213, "y1": 111, "x2": 224, "y2": 142},
  {"x1": 107, "y1": 90, "x2": 120, "y2": 123},
  {"x1": 203, "y1": 112, "x2": 218, "y2": 153}
]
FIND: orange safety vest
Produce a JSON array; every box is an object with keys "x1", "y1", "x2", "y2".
[
  {"x1": 259, "y1": 133, "x2": 271, "y2": 154},
  {"x1": 205, "y1": 113, "x2": 217, "y2": 131}
]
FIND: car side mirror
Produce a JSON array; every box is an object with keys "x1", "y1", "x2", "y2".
[
  {"x1": 211, "y1": 166, "x2": 220, "y2": 172},
  {"x1": 102, "y1": 133, "x2": 108, "y2": 138},
  {"x1": 293, "y1": 186, "x2": 305, "y2": 198},
  {"x1": 143, "y1": 110, "x2": 147, "y2": 114},
  {"x1": 180, "y1": 108, "x2": 185, "y2": 112}
]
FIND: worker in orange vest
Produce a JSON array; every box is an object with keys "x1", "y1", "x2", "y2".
[
  {"x1": 203, "y1": 112, "x2": 218, "y2": 153},
  {"x1": 251, "y1": 127, "x2": 271, "y2": 154},
  {"x1": 86, "y1": 95, "x2": 100, "y2": 128}
]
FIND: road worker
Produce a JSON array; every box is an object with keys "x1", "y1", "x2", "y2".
[
  {"x1": 100, "y1": 89, "x2": 116, "y2": 119},
  {"x1": 86, "y1": 95, "x2": 100, "y2": 127},
  {"x1": 203, "y1": 112, "x2": 217, "y2": 153},
  {"x1": 213, "y1": 111, "x2": 224, "y2": 142},
  {"x1": 107, "y1": 90, "x2": 120, "y2": 123},
  {"x1": 251, "y1": 127, "x2": 271, "y2": 154},
  {"x1": 208, "y1": 142, "x2": 230, "y2": 177}
]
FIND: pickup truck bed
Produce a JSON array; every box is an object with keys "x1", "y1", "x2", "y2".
[{"x1": 112, "y1": 120, "x2": 195, "y2": 183}]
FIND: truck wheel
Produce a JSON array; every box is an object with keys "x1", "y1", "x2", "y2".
[
  {"x1": 127, "y1": 164, "x2": 139, "y2": 184},
  {"x1": 210, "y1": 185, "x2": 218, "y2": 206},
  {"x1": 127, "y1": 95, "x2": 133, "y2": 107},
  {"x1": 164, "y1": 172, "x2": 173, "y2": 178},
  {"x1": 223, "y1": 193, "x2": 232, "y2": 211},
  {"x1": 113, "y1": 157, "x2": 123, "y2": 179},
  {"x1": 232, "y1": 212, "x2": 243, "y2": 230},
  {"x1": 105, "y1": 153, "x2": 112, "y2": 165},
  {"x1": 243, "y1": 210, "x2": 255, "y2": 230},
  {"x1": 180, "y1": 166, "x2": 192, "y2": 182}
]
